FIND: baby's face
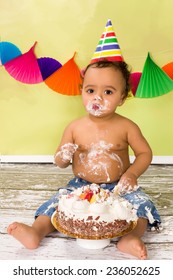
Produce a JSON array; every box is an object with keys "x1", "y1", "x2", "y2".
[{"x1": 82, "y1": 66, "x2": 126, "y2": 117}]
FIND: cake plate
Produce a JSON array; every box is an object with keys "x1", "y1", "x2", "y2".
[
  {"x1": 76, "y1": 238, "x2": 110, "y2": 249},
  {"x1": 51, "y1": 211, "x2": 137, "y2": 250}
]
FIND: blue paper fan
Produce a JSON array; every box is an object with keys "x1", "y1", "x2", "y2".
[{"x1": 0, "y1": 41, "x2": 21, "y2": 65}]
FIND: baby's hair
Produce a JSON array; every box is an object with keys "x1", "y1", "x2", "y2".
[{"x1": 83, "y1": 60, "x2": 131, "y2": 97}]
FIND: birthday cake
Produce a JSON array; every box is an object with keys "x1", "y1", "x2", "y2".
[{"x1": 51, "y1": 184, "x2": 137, "y2": 239}]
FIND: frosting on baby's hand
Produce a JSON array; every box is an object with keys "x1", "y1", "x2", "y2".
[
  {"x1": 114, "y1": 172, "x2": 139, "y2": 195},
  {"x1": 114, "y1": 183, "x2": 139, "y2": 195},
  {"x1": 55, "y1": 143, "x2": 78, "y2": 162}
]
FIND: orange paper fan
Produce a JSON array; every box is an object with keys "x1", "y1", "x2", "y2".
[
  {"x1": 162, "y1": 62, "x2": 173, "y2": 80},
  {"x1": 45, "y1": 53, "x2": 82, "y2": 95}
]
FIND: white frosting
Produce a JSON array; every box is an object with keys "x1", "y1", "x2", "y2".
[
  {"x1": 55, "y1": 143, "x2": 78, "y2": 162},
  {"x1": 58, "y1": 185, "x2": 137, "y2": 223},
  {"x1": 78, "y1": 141, "x2": 123, "y2": 182},
  {"x1": 86, "y1": 99, "x2": 110, "y2": 116}
]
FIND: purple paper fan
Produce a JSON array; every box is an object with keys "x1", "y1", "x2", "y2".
[{"x1": 37, "y1": 57, "x2": 62, "y2": 80}]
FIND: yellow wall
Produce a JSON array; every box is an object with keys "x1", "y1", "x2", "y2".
[{"x1": 0, "y1": 0, "x2": 173, "y2": 156}]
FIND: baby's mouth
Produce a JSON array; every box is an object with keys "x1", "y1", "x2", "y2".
[
  {"x1": 92, "y1": 103, "x2": 101, "y2": 111},
  {"x1": 86, "y1": 101, "x2": 104, "y2": 116}
]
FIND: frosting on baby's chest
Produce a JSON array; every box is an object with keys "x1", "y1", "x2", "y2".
[
  {"x1": 77, "y1": 141, "x2": 124, "y2": 154},
  {"x1": 74, "y1": 141, "x2": 124, "y2": 182},
  {"x1": 77, "y1": 141, "x2": 123, "y2": 168}
]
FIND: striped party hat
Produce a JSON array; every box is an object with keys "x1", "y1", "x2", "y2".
[{"x1": 90, "y1": 19, "x2": 123, "y2": 63}]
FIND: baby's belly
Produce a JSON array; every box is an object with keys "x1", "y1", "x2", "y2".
[{"x1": 73, "y1": 155, "x2": 125, "y2": 183}]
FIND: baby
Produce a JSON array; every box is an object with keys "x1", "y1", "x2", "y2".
[{"x1": 7, "y1": 60, "x2": 161, "y2": 259}]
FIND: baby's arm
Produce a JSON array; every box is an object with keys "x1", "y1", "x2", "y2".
[
  {"x1": 118, "y1": 121, "x2": 152, "y2": 193},
  {"x1": 54, "y1": 122, "x2": 78, "y2": 168}
]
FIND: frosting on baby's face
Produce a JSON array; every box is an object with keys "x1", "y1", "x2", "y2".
[
  {"x1": 86, "y1": 99, "x2": 110, "y2": 116},
  {"x1": 82, "y1": 66, "x2": 126, "y2": 117}
]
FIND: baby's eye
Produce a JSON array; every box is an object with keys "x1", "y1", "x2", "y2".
[
  {"x1": 104, "y1": 90, "x2": 113, "y2": 95},
  {"x1": 87, "y1": 89, "x2": 94, "y2": 94}
]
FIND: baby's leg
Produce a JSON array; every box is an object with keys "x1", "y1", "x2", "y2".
[
  {"x1": 7, "y1": 215, "x2": 55, "y2": 249},
  {"x1": 117, "y1": 218, "x2": 148, "y2": 259}
]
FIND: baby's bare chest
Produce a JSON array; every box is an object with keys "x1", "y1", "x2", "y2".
[{"x1": 75, "y1": 129, "x2": 127, "y2": 152}]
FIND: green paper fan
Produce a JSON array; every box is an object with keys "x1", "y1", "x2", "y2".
[{"x1": 135, "y1": 53, "x2": 173, "y2": 98}]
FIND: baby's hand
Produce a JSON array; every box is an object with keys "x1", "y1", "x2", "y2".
[
  {"x1": 55, "y1": 143, "x2": 78, "y2": 162},
  {"x1": 114, "y1": 172, "x2": 139, "y2": 195}
]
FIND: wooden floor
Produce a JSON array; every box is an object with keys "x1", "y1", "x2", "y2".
[{"x1": 0, "y1": 163, "x2": 173, "y2": 260}]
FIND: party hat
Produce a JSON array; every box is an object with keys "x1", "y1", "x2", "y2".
[{"x1": 90, "y1": 19, "x2": 123, "y2": 64}]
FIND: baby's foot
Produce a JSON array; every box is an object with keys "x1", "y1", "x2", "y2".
[
  {"x1": 7, "y1": 222, "x2": 41, "y2": 249},
  {"x1": 117, "y1": 235, "x2": 147, "y2": 260}
]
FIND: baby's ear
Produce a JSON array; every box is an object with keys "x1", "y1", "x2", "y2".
[
  {"x1": 80, "y1": 68, "x2": 86, "y2": 78},
  {"x1": 118, "y1": 95, "x2": 126, "y2": 106},
  {"x1": 79, "y1": 84, "x2": 83, "y2": 94}
]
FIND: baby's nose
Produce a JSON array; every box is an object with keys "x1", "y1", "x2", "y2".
[{"x1": 94, "y1": 95, "x2": 102, "y2": 101}]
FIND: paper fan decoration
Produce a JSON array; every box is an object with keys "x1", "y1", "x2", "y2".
[
  {"x1": 90, "y1": 19, "x2": 123, "y2": 64},
  {"x1": 127, "y1": 91, "x2": 134, "y2": 99},
  {"x1": 37, "y1": 57, "x2": 62, "y2": 80},
  {"x1": 4, "y1": 42, "x2": 43, "y2": 84},
  {"x1": 162, "y1": 62, "x2": 173, "y2": 80},
  {"x1": 130, "y1": 72, "x2": 142, "y2": 96},
  {"x1": 0, "y1": 41, "x2": 22, "y2": 65},
  {"x1": 135, "y1": 53, "x2": 173, "y2": 98},
  {"x1": 45, "y1": 53, "x2": 82, "y2": 95}
]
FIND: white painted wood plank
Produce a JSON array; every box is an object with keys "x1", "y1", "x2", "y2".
[
  {"x1": 0, "y1": 210, "x2": 35, "y2": 234},
  {"x1": 0, "y1": 163, "x2": 73, "y2": 174},
  {"x1": 1, "y1": 163, "x2": 173, "y2": 175},
  {"x1": 1, "y1": 164, "x2": 172, "y2": 194},
  {"x1": 0, "y1": 234, "x2": 173, "y2": 260},
  {"x1": 0, "y1": 173, "x2": 73, "y2": 191},
  {"x1": 1, "y1": 172, "x2": 173, "y2": 192}
]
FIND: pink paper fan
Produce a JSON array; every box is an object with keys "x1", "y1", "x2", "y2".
[
  {"x1": 130, "y1": 72, "x2": 142, "y2": 95},
  {"x1": 4, "y1": 42, "x2": 43, "y2": 84}
]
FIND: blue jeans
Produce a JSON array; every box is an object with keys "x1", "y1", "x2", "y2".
[{"x1": 35, "y1": 177, "x2": 161, "y2": 230}]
